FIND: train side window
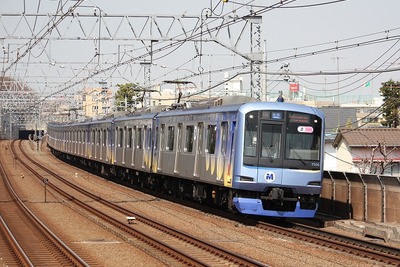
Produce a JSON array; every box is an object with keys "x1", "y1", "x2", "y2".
[
  {"x1": 244, "y1": 111, "x2": 258, "y2": 157},
  {"x1": 166, "y1": 126, "x2": 175, "y2": 151},
  {"x1": 97, "y1": 129, "x2": 100, "y2": 146},
  {"x1": 154, "y1": 127, "x2": 159, "y2": 150},
  {"x1": 184, "y1": 125, "x2": 194, "y2": 153},
  {"x1": 91, "y1": 130, "x2": 95, "y2": 145},
  {"x1": 103, "y1": 129, "x2": 107, "y2": 146},
  {"x1": 127, "y1": 128, "x2": 132, "y2": 148},
  {"x1": 220, "y1": 122, "x2": 228, "y2": 156},
  {"x1": 118, "y1": 127, "x2": 123, "y2": 147},
  {"x1": 160, "y1": 124, "x2": 165, "y2": 152},
  {"x1": 206, "y1": 124, "x2": 216, "y2": 155},
  {"x1": 177, "y1": 124, "x2": 182, "y2": 152},
  {"x1": 136, "y1": 128, "x2": 143, "y2": 149},
  {"x1": 197, "y1": 122, "x2": 204, "y2": 154},
  {"x1": 145, "y1": 126, "x2": 151, "y2": 150}
]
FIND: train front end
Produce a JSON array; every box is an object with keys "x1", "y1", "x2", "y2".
[{"x1": 232, "y1": 102, "x2": 325, "y2": 218}]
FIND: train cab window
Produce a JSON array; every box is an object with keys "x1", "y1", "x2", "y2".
[
  {"x1": 166, "y1": 126, "x2": 175, "y2": 151},
  {"x1": 184, "y1": 125, "x2": 194, "y2": 153},
  {"x1": 244, "y1": 111, "x2": 258, "y2": 157},
  {"x1": 285, "y1": 112, "x2": 322, "y2": 161},
  {"x1": 136, "y1": 128, "x2": 143, "y2": 149},
  {"x1": 260, "y1": 124, "x2": 282, "y2": 159},
  {"x1": 206, "y1": 125, "x2": 216, "y2": 155},
  {"x1": 127, "y1": 128, "x2": 132, "y2": 148}
]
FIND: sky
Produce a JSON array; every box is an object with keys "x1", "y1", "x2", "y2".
[{"x1": 1, "y1": 0, "x2": 399, "y2": 105}]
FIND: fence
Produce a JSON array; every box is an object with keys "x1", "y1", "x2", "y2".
[{"x1": 320, "y1": 170, "x2": 400, "y2": 223}]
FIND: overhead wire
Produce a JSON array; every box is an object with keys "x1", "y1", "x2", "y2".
[
  {"x1": 34, "y1": 0, "x2": 296, "y2": 100},
  {"x1": 2, "y1": 0, "x2": 84, "y2": 75},
  {"x1": 230, "y1": 0, "x2": 349, "y2": 9},
  {"x1": 294, "y1": 33, "x2": 400, "y2": 87},
  {"x1": 11, "y1": 0, "x2": 398, "y2": 109}
]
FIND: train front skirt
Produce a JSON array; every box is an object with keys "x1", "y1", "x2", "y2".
[{"x1": 233, "y1": 197, "x2": 317, "y2": 218}]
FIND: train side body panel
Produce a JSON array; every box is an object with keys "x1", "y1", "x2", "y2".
[{"x1": 154, "y1": 106, "x2": 239, "y2": 187}]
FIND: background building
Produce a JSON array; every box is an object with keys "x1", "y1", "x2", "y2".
[{"x1": 82, "y1": 87, "x2": 113, "y2": 118}]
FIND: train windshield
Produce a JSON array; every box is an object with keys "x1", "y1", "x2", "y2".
[{"x1": 243, "y1": 110, "x2": 322, "y2": 170}]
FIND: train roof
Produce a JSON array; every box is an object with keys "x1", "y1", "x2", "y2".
[
  {"x1": 48, "y1": 99, "x2": 324, "y2": 127},
  {"x1": 155, "y1": 101, "x2": 324, "y2": 118},
  {"x1": 238, "y1": 101, "x2": 325, "y2": 117}
]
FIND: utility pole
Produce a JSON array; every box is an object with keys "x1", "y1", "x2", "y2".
[{"x1": 244, "y1": 13, "x2": 262, "y2": 100}]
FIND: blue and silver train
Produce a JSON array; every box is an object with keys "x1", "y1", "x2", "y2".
[{"x1": 47, "y1": 99, "x2": 325, "y2": 218}]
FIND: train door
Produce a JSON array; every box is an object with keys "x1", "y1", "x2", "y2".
[
  {"x1": 98, "y1": 129, "x2": 101, "y2": 159},
  {"x1": 62, "y1": 131, "x2": 66, "y2": 151},
  {"x1": 112, "y1": 127, "x2": 117, "y2": 163},
  {"x1": 144, "y1": 126, "x2": 152, "y2": 170},
  {"x1": 122, "y1": 127, "x2": 126, "y2": 164},
  {"x1": 94, "y1": 129, "x2": 98, "y2": 159},
  {"x1": 217, "y1": 122, "x2": 228, "y2": 181},
  {"x1": 157, "y1": 124, "x2": 165, "y2": 172},
  {"x1": 104, "y1": 129, "x2": 108, "y2": 162},
  {"x1": 258, "y1": 121, "x2": 284, "y2": 184},
  {"x1": 131, "y1": 126, "x2": 137, "y2": 166},
  {"x1": 174, "y1": 123, "x2": 182, "y2": 174},
  {"x1": 141, "y1": 126, "x2": 147, "y2": 168},
  {"x1": 224, "y1": 121, "x2": 236, "y2": 187},
  {"x1": 136, "y1": 127, "x2": 143, "y2": 168},
  {"x1": 66, "y1": 131, "x2": 70, "y2": 153},
  {"x1": 77, "y1": 130, "x2": 81, "y2": 156},
  {"x1": 126, "y1": 127, "x2": 133, "y2": 166},
  {"x1": 72, "y1": 131, "x2": 75, "y2": 154},
  {"x1": 194, "y1": 122, "x2": 203, "y2": 177},
  {"x1": 152, "y1": 126, "x2": 159, "y2": 172},
  {"x1": 83, "y1": 130, "x2": 86, "y2": 156}
]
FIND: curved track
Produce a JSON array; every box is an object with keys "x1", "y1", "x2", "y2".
[
  {"x1": 0, "y1": 141, "x2": 89, "y2": 266},
  {"x1": 15, "y1": 140, "x2": 267, "y2": 267}
]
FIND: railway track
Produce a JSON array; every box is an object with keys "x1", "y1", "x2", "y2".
[
  {"x1": 143, "y1": 179, "x2": 400, "y2": 266},
  {"x1": 0, "y1": 144, "x2": 90, "y2": 266},
  {"x1": 254, "y1": 220, "x2": 400, "y2": 266},
  {"x1": 14, "y1": 140, "x2": 267, "y2": 266}
]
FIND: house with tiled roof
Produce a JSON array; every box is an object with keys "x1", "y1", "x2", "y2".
[{"x1": 332, "y1": 128, "x2": 400, "y2": 175}]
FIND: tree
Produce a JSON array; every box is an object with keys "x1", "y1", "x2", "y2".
[
  {"x1": 115, "y1": 83, "x2": 142, "y2": 111},
  {"x1": 379, "y1": 79, "x2": 400, "y2": 128},
  {"x1": 355, "y1": 142, "x2": 395, "y2": 175},
  {"x1": 345, "y1": 118, "x2": 353, "y2": 128}
]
